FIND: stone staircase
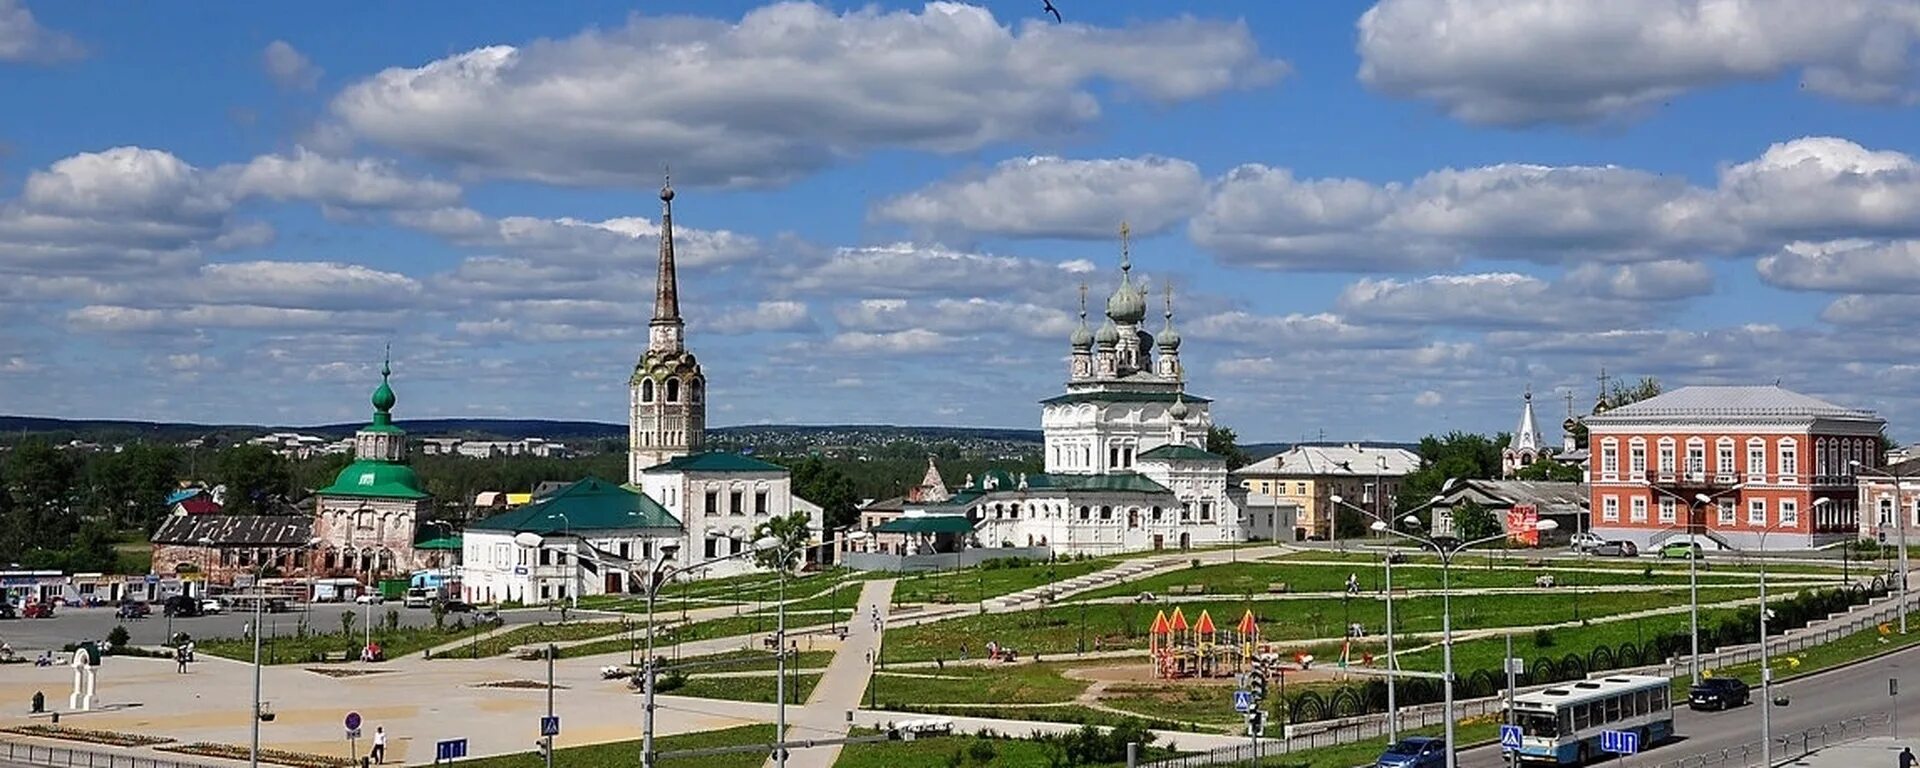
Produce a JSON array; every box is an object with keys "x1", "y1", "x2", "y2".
[{"x1": 982, "y1": 556, "x2": 1180, "y2": 612}]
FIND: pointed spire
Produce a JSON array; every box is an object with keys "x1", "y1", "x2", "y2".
[
  {"x1": 1514, "y1": 386, "x2": 1542, "y2": 452},
  {"x1": 1158, "y1": 282, "x2": 1181, "y2": 351},
  {"x1": 1070, "y1": 283, "x2": 1093, "y2": 349},
  {"x1": 653, "y1": 169, "x2": 681, "y2": 324},
  {"x1": 1120, "y1": 221, "x2": 1132, "y2": 273},
  {"x1": 1105, "y1": 221, "x2": 1147, "y2": 323},
  {"x1": 370, "y1": 344, "x2": 397, "y2": 424}
]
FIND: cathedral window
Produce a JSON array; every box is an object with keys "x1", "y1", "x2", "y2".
[
  {"x1": 1100, "y1": 506, "x2": 1113, "y2": 521},
  {"x1": 1109, "y1": 446, "x2": 1120, "y2": 469},
  {"x1": 690, "y1": 379, "x2": 703, "y2": 403},
  {"x1": 730, "y1": 489, "x2": 744, "y2": 515},
  {"x1": 1078, "y1": 506, "x2": 1091, "y2": 521},
  {"x1": 1151, "y1": 506, "x2": 1163, "y2": 522},
  {"x1": 667, "y1": 378, "x2": 680, "y2": 403},
  {"x1": 1200, "y1": 502, "x2": 1213, "y2": 521},
  {"x1": 755, "y1": 490, "x2": 768, "y2": 515},
  {"x1": 641, "y1": 379, "x2": 654, "y2": 403},
  {"x1": 705, "y1": 490, "x2": 719, "y2": 517}
]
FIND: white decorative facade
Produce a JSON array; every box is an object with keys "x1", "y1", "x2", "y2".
[
  {"x1": 638, "y1": 453, "x2": 825, "y2": 579},
  {"x1": 868, "y1": 229, "x2": 1244, "y2": 557}
]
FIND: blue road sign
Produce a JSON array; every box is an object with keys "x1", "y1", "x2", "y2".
[
  {"x1": 540, "y1": 716, "x2": 561, "y2": 737},
  {"x1": 1499, "y1": 724, "x2": 1523, "y2": 751},
  {"x1": 1232, "y1": 690, "x2": 1255, "y2": 713},
  {"x1": 345, "y1": 712, "x2": 362, "y2": 730},
  {"x1": 435, "y1": 739, "x2": 468, "y2": 762},
  {"x1": 1600, "y1": 730, "x2": 1640, "y2": 755}
]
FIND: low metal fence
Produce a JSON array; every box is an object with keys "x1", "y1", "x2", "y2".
[
  {"x1": 0, "y1": 740, "x2": 217, "y2": 768},
  {"x1": 1649, "y1": 712, "x2": 1889, "y2": 768}
]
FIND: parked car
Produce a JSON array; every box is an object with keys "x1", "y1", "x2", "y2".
[
  {"x1": 1591, "y1": 540, "x2": 1639, "y2": 557},
  {"x1": 1569, "y1": 532, "x2": 1605, "y2": 551},
  {"x1": 354, "y1": 593, "x2": 384, "y2": 605},
  {"x1": 436, "y1": 598, "x2": 476, "y2": 613},
  {"x1": 200, "y1": 598, "x2": 226, "y2": 615},
  {"x1": 163, "y1": 594, "x2": 202, "y2": 618},
  {"x1": 1689, "y1": 677, "x2": 1751, "y2": 710},
  {"x1": 1661, "y1": 541, "x2": 1704, "y2": 559},
  {"x1": 22, "y1": 601, "x2": 55, "y2": 619},
  {"x1": 1374, "y1": 736, "x2": 1448, "y2": 768},
  {"x1": 403, "y1": 588, "x2": 434, "y2": 609},
  {"x1": 115, "y1": 601, "x2": 151, "y2": 619},
  {"x1": 0, "y1": 601, "x2": 15, "y2": 619}
]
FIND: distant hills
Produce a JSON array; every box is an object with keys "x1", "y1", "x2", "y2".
[{"x1": 0, "y1": 414, "x2": 1411, "y2": 459}]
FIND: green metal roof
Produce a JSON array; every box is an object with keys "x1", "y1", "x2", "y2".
[
  {"x1": 950, "y1": 470, "x2": 1174, "y2": 496},
  {"x1": 872, "y1": 515, "x2": 977, "y2": 534},
  {"x1": 1040, "y1": 390, "x2": 1213, "y2": 406},
  {"x1": 1049, "y1": 472, "x2": 1174, "y2": 493},
  {"x1": 413, "y1": 534, "x2": 463, "y2": 550},
  {"x1": 643, "y1": 451, "x2": 786, "y2": 473},
  {"x1": 317, "y1": 460, "x2": 430, "y2": 500},
  {"x1": 468, "y1": 476, "x2": 683, "y2": 534},
  {"x1": 1137, "y1": 444, "x2": 1222, "y2": 462}
]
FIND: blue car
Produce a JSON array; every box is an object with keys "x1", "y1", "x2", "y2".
[{"x1": 1375, "y1": 736, "x2": 1448, "y2": 768}]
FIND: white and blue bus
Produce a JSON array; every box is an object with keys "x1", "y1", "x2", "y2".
[{"x1": 1504, "y1": 674, "x2": 1674, "y2": 764}]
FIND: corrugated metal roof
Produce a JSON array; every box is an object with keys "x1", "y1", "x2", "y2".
[
  {"x1": 1445, "y1": 480, "x2": 1589, "y2": 514},
  {"x1": 468, "y1": 476, "x2": 682, "y2": 533},
  {"x1": 643, "y1": 452, "x2": 787, "y2": 473},
  {"x1": 1040, "y1": 390, "x2": 1213, "y2": 406},
  {"x1": 1137, "y1": 444, "x2": 1222, "y2": 462},
  {"x1": 1239, "y1": 445, "x2": 1421, "y2": 477},
  {"x1": 1591, "y1": 385, "x2": 1878, "y2": 421},
  {"x1": 151, "y1": 515, "x2": 314, "y2": 546},
  {"x1": 872, "y1": 515, "x2": 976, "y2": 534}
]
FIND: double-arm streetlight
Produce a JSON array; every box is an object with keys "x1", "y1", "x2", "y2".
[
  {"x1": 1329, "y1": 490, "x2": 1447, "y2": 744},
  {"x1": 1370, "y1": 516, "x2": 1559, "y2": 768},
  {"x1": 1853, "y1": 459, "x2": 1910, "y2": 634},
  {"x1": 252, "y1": 537, "x2": 323, "y2": 768},
  {"x1": 1643, "y1": 482, "x2": 1743, "y2": 683}
]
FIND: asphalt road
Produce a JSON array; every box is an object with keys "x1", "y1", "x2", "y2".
[
  {"x1": 0, "y1": 602, "x2": 567, "y2": 652},
  {"x1": 1456, "y1": 642, "x2": 1920, "y2": 767}
]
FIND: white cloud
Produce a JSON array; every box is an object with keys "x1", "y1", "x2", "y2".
[
  {"x1": 1758, "y1": 239, "x2": 1920, "y2": 293},
  {"x1": 1193, "y1": 137, "x2": 1920, "y2": 273},
  {"x1": 222, "y1": 148, "x2": 459, "y2": 209},
  {"x1": 67, "y1": 304, "x2": 404, "y2": 334},
  {"x1": 706, "y1": 301, "x2": 814, "y2": 334},
  {"x1": 0, "y1": 0, "x2": 81, "y2": 63},
  {"x1": 835, "y1": 297, "x2": 1073, "y2": 340},
  {"x1": 1335, "y1": 268, "x2": 1705, "y2": 329},
  {"x1": 1558, "y1": 260, "x2": 1715, "y2": 301},
  {"x1": 1357, "y1": 0, "x2": 1920, "y2": 125},
  {"x1": 1184, "y1": 310, "x2": 1412, "y2": 349},
  {"x1": 823, "y1": 329, "x2": 954, "y2": 356},
  {"x1": 871, "y1": 155, "x2": 1205, "y2": 239},
  {"x1": 327, "y1": 3, "x2": 1283, "y2": 187},
  {"x1": 262, "y1": 40, "x2": 322, "y2": 90},
  {"x1": 1414, "y1": 390, "x2": 1444, "y2": 407},
  {"x1": 782, "y1": 243, "x2": 1088, "y2": 300}
]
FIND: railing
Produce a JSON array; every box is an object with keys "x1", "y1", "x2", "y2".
[
  {"x1": 0, "y1": 740, "x2": 218, "y2": 768},
  {"x1": 1649, "y1": 712, "x2": 1889, "y2": 768}
]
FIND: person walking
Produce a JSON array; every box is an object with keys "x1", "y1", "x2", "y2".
[
  {"x1": 174, "y1": 645, "x2": 187, "y2": 674},
  {"x1": 371, "y1": 726, "x2": 387, "y2": 764},
  {"x1": 1899, "y1": 746, "x2": 1916, "y2": 768}
]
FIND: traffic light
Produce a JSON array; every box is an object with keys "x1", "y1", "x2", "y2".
[
  {"x1": 1247, "y1": 711, "x2": 1265, "y2": 737},
  {"x1": 535, "y1": 738, "x2": 551, "y2": 760},
  {"x1": 1248, "y1": 658, "x2": 1268, "y2": 701}
]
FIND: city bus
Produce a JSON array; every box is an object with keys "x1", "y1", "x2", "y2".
[{"x1": 1504, "y1": 674, "x2": 1674, "y2": 764}]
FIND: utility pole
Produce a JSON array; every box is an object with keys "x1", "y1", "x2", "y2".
[
  {"x1": 545, "y1": 645, "x2": 556, "y2": 768},
  {"x1": 1505, "y1": 633, "x2": 1517, "y2": 768}
]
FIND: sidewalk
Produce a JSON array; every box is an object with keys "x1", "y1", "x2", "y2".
[{"x1": 770, "y1": 578, "x2": 895, "y2": 768}]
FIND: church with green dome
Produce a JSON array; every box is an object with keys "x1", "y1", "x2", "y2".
[{"x1": 311, "y1": 354, "x2": 452, "y2": 577}]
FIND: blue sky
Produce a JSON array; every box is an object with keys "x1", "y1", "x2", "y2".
[{"x1": 4, "y1": 0, "x2": 1920, "y2": 442}]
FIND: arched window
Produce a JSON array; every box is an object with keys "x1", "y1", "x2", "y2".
[
  {"x1": 690, "y1": 379, "x2": 703, "y2": 403},
  {"x1": 641, "y1": 379, "x2": 655, "y2": 403},
  {"x1": 666, "y1": 378, "x2": 680, "y2": 403}
]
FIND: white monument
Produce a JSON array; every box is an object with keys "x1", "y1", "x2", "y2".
[{"x1": 69, "y1": 641, "x2": 100, "y2": 711}]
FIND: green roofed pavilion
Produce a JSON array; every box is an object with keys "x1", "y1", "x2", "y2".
[
  {"x1": 469, "y1": 476, "x2": 683, "y2": 535},
  {"x1": 871, "y1": 515, "x2": 977, "y2": 535}
]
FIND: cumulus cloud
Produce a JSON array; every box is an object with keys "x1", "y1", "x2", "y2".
[
  {"x1": 0, "y1": 0, "x2": 82, "y2": 63},
  {"x1": 1758, "y1": 239, "x2": 1920, "y2": 293},
  {"x1": 871, "y1": 155, "x2": 1205, "y2": 239},
  {"x1": 781, "y1": 243, "x2": 1094, "y2": 300},
  {"x1": 823, "y1": 329, "x2": 954, "y2": 356},
  {"x1": 67, "y1": 304, "x2": 403, "y2": 334},
  {"x1": 1558, "y1": 260, "x2": 1714, "y2": 301},
  {"x1": 262, "y1": 40, "x2": 322, "y2": 90},
  {"x1": 835, "y1": 297, "x2": 1074, "y2": 340},
  {"x1": 1193, "y1": 137, "x2": 1920, "y2": 273},
  {"x1": 221, "y1": 148, "x2": 458, "y2": 209},
  {"x1": 1335, "y1": 266, "x2": 1708, "y2": 329},
  {"x1": 1357, "y1": 0, "x2": 1920, "y2": 125},
  {"x1": 706, "y1": 301, "x2": 814, "y2": 334},
  {"x1": 327, "y1": 3, "x2": 1284, "y2": 187}
]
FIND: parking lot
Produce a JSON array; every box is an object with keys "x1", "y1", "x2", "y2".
[{"x1": 0, "y1": 601, "x2": 566, "y2": 653}]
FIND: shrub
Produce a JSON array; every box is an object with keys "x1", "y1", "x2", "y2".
[
  {"x1": 107, "y1": 625, "x2": 131, "y2": 649},
  {"x1": 1533, "y1": 628, "x2": 1556, "y2": 649},
  {"x1": 966, "y1": 739, "x2": 997, "y2": 764},
  {"x1": 384, "y1": 608, "x2": 401, "y2": 632}
]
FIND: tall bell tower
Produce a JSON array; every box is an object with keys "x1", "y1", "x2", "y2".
[{"x1": 629, "y1": 176, "x2": 706, "y2": 483}]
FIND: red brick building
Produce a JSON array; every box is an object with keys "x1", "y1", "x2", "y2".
[{"x1": 1585, "y1": 385, "x2": 1884, "y2": 551}]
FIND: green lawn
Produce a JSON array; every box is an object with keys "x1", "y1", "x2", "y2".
[
  {"x1": 667, "y1": 648, "x2": 836, "y2": 673},
  {"x1": 1098, "y1": 683, "x2": 1246, "y2": 730},
  {"x1": 1070, "y1": 561, "x2": 1759, "y2": 602},
  {"x1": 866, "y1": 663, "x2": 1091, "y2": 708},
  {"x1": 880, "y1": 587, "x2": 1761, "y2": 663},
  {"x1": 1706, "y1": 608, "x2": 1920, "y2": 686},
  {"x1": 200, "y1": 617, "x2": 491, "y2": 664},
  {"x1": 891, "y1": 559, "x2": 1114, "y2": 605},
  {"x1": 458, "y1": 724, "x2": 773, "y2": 768},
  {"x1": 435, "y1": 620, "x2": 635, "y2": 659},
  {"x1": 834, "y1": 726, "x2": 1175, "y2": 768},
  {"x1": 675, "y1": 672, "x2": 821, "y2": 704},
  {"x1": 1268, "y1": 548, "x2": 1852, "y2": 577}
]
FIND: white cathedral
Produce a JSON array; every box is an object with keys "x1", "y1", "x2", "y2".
[{"x1": 877, "y1": 228, "x2": 1246, "y2": 556}]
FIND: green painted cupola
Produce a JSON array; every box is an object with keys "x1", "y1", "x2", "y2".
[{"x1": 317, "y1": 348, "x2": 428, "y2": 500}]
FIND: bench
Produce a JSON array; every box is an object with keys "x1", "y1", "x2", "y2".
[
  {"x1": 1267, "y1": 582, "x2": 1290, "y2": 594},
  {"x1": 319, "y1": 650, "x2": 352, "y2": 663},
  {"x1": 1169, "y1": 584, "x2": 1207, "y2": 596},
  {"x1": 930, "y1": 593, "x2": 954, "y2": 604}
]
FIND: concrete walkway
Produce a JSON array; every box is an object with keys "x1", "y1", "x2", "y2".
[{"x1": 769, "y1": 578, "x2": 895, "y2": 768}]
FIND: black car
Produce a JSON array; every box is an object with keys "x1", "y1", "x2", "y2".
[
  {"x1": 1689, "y1": 677, "x2": 1750, "y2": 710},
  {"x1": 162, "y1": 594, "x2": 202, "y2": 618},
  {"x1": 436, "y1": 598, "x2": 475, "y2": 613},
  {"x1": 0, "y1": 601, "x2": 14, "y2": 619},
  {"x1": 115, "y1": 601, "x2": 150, "y2": 619}
]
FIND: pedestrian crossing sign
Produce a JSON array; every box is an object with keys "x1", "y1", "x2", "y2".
[
  {"x1": 1499, "y1": 724, "x2": 1523, "y2": 751},
  {"x1": 1232, "y1": 690, "x2": 1255, "y2": 713}
]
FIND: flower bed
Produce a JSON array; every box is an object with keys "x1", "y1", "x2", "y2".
[
  {"x1": 475, "y1": 679, "x2": 569, "y2": 690},
  {"x1": 1, "y1": 724, "x2": 174, "y2": 747},
  {"x1": 304, "y1": 668, "x2": 390, "y2": 678},
  {"x1": 159, "y1": 743, "x2": 353, "y2": 768}
]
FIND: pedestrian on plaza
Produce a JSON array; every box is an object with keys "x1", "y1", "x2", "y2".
[
  {"x1": 174, "y1": 645, "x2": 187, "y2": 673},
  {"x1": 242, "y1": 621, "x2": 251, "y2": 640},
  {"x1": 185, "y1": 640, "x2": 196, "y2": 663},
  {"x1": 371, "y1": 726, "x2": 387, "y2": 764},
  {"x1": 1900, "y1": 746, "x2": 1916, "y2": 768}
]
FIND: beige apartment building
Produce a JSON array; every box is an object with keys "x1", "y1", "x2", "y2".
[{"x1": 1236, "y1": 444, "x2": 1420, "y2": 540}]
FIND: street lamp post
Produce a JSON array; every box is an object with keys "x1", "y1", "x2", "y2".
[
  {"x1": 1644, "y1": 482, "x2": 1743, "y2": 684},
  {"x1": 253, "y1": 538, "x2": 322, "y2": 768},
  {"x1": 1330, "y1": 490, "x2": 1449, "y2": 745},
  {"x1": 1371, "y1": 517, "x2": 1559, "y2": 768},
  {"x1": 1854, "y1": 459, "x2": 1910, "y2": 634}
]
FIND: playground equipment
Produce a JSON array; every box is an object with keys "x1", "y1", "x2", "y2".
[{"x1": 1149, "y1": 607, "x2": 1262, "y2": 679}]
